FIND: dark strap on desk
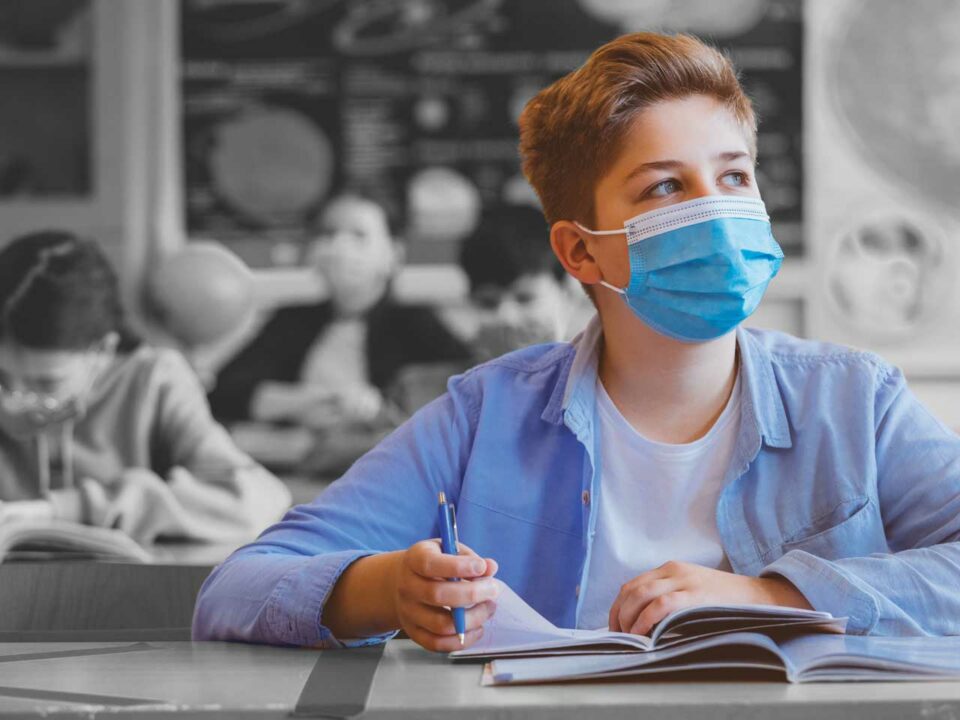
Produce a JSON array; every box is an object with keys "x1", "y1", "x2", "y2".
[{"x1": 292, "y1": 643, "x2": 385, "y2": 718}]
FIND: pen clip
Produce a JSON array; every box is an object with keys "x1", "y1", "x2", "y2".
[{"x1": 448, "y1": 502, "x2": 460, "y2": 549}]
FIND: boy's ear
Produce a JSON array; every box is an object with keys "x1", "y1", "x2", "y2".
[{"x1": 550, "y1": 221, "x2": 604, "y2": 286}]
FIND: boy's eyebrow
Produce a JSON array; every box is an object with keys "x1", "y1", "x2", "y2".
[{"x1": 622, "y1": 151, "x2": 753, "y2": 184}]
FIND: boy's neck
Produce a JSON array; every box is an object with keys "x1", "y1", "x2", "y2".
[{"x1": 596, "y1": 309, "x2": 739, "y2": 445}]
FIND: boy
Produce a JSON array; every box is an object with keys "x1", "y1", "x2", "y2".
[
  {"x1": 390, "y1": 204, "x2": 574, "y2": 415},
  {"x1": 0, "y1": 231, "x2": 290, "y2": 543},
  {"x1": 208, "y1": 192, "x2": 471, "y2": 475},
  {"x1": 208, "y1": 192, "x2": 470, "y2": 429},
  {"x1": 194, "y1": 33, "x2": 960, "y2": 649},
  {"x1": 461, "y1": 204, "x2": 575, "y2": 361}
]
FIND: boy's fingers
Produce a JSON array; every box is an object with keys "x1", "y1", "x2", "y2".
[
  {"x1": 410, "y1": 541, "x2": 488, "y2": 579},
  {"x1": 405, "y1": 574, "x2": 501, "y2": 608},
  {"x1": 403, "y1": 600, "x2": 496, "y2": 636},
  {"x1": 455, "y1": 544, "x2": 498, "y2": 577},
  {"x1": 617, "y1": 578, "x2": 676, "y2": 636},
  {"x1": 629, "y1": 591, "x2": 689, "y2": 637},
  {"x1": 406, "y1": 624, "x2": 484, "y2": 653},
  {"x1": 608, "y1": 597, "x2": 623, "y2": 632}
]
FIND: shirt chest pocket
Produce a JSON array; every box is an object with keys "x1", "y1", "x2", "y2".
[{"x1": 764, "y1": 496, "x2": 889, "y2": 564}]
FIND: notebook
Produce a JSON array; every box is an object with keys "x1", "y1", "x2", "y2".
[
  {"x1": 450, "y1": 580, "x2": 846, "y2": 661},
  {"x1": 0, "y1": 519, "x2": 151, "y2": 563},
  {"x1": 484, "y1": 633, "x2": 960, "y2": 685}
]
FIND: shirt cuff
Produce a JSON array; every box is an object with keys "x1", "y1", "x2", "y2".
[
  {"x1": 264, "y1": 549, "x2": 398, "y2": 648},
  {"x1": 760, "y1": 549, "x2": 879, "y2": 634}
]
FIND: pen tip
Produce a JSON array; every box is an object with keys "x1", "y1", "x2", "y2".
[{"x1": 458, "y1": 633, "x2": 465, "y2": 646}]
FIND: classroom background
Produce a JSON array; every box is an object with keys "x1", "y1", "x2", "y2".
[{"x1": 2, "y1": 0, "x2": 959, "y2": 432}]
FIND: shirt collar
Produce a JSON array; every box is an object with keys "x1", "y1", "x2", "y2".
[{"x1": 541, "y1": 317, "x2": 792, "y2": 450}]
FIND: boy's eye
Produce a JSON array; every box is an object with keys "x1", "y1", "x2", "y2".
[
  {"x1": 721, "y1": 171, "x2": 750, "y2": 187},
  {"x1": 645, "y1": 179, "x2": 681, "y2": 199},
  {"x1": 471, "y1": 288, "x2": 504, "y2": 310}
]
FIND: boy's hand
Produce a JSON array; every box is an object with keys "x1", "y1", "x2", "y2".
[
  {"x1": 608, "y1": 561, "x2": 812, "y2": 636},
  {"x1": 391, "y1": 539, "x2": 500, "y2": 652}
]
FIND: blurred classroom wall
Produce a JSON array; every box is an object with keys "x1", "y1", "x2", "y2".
[{"x1": 2, "y1": 0, "x2": 959, "y2": 426}]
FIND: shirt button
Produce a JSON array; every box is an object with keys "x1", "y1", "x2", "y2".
[
  {"x1": 581, "y1": 490, "x2": 590, "y2": 506},
  {"x1": 574, "y1": 584, "x2": 581, "y2": 597}
]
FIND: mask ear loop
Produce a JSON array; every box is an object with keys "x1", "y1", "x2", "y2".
[{"x1": 571, "y1": 221, "x2": 628, "y2": 296}]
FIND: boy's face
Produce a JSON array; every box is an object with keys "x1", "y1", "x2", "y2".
[
  {"x1": 586, "y1": 94, "x2": 760, "y2": 290},
  {"x1": 471, "y1": 272, "x2": 567, "y2": 359},
  {"x1": 0, "y1": 334, "x2": 116, "y2": 431},
  {"x1": 308, "y1": 197, "x2": 400, "y2": 315}
]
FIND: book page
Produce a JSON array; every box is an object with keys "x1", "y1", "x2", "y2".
[
  {"x1": 449, "y1": 580, "x2": 571, "y2": 658},
  {"x1": 450, "y1": 580, "x2": 649, "y2": 658},
  {"x1": 778, "y1": 634, "x2": 960, "y2": 681},
  {"x1": 486, "y1": 632, "x2": 786, "y2": 684},
  {"x1": 652, "y1": 603, "x2": 844, "y2": 645}
]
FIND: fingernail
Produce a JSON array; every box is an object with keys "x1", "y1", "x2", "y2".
[{"x1": 472, "y1": 560, "x2": 485, "y2": 574}]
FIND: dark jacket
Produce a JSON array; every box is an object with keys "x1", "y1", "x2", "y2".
[{"x1": 208, "y1": 299, "x2": 471, "y2": 422}]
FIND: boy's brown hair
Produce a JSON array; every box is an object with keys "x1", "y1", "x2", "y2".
[{"x1": 519, "y1": 32, "x2": 757, "y2": 226}]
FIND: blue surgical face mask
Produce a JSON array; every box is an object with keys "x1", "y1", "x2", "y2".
[{"x1": 575, "y1": 195, "x2": 784, "y2": 342}]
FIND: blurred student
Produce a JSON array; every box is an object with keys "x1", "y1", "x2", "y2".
[
  {"x1": 461, "y1": 205, "x2": 573, "y2": 361},
  {"x1": 207, "y1": 193, "x2": 471, "y2": 464},
  {"x1": 0, "y1": 231, "x2": 290, "y2": 544},
  {"x1": 389, "y1": 206, "x2": 576, "y2": 413}
]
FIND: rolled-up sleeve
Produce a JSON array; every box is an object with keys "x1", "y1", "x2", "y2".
[
  {"x1": 763, "y1": 367, "x2": 960, "y2": 636},
  {"x1": 192, "y1": 372, "x2": 480, "y2": 646}
]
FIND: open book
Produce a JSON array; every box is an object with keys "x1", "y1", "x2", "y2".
[
  {"x1": 453, "y1": 582, "x2": 960, "y2": 684},
  {"x1": 0, "y1": 519, "x2": 151, "y2": 563},
  {"x1": 450, "y1": 580, "x2": 846, "y2": 660},
  {"x1": 484, "y1": 633, "x2": 960, "y2": 685}
]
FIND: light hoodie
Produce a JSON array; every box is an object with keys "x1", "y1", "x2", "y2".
[{"x1": 0, "y1": 345, "x2": 291, "y2": 543}]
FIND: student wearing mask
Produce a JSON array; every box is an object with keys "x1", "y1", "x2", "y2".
[
  {"x1": 0, "y1": 231, "x2": 290, "y2": 543},
  {"x1": 207, "y1": 192, "x2": 471, "y2": 433},
  {"x1": 195, "y1": 33, "x2": 960, "y2": 649}
]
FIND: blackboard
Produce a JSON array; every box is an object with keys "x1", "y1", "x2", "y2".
[{"x1": 181, "y1": 0, "x2": 803, "y2": 267}]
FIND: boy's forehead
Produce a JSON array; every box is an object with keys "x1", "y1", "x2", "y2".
[
  {"x1": 0, "y1": 344, "x2": 85, "y2": 375},
  {"x1": 608, "y1": 96, "x2": 754, "y2": 177}
]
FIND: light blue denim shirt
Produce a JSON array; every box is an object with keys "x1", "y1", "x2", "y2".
[{"x1": 193, "y1": 317, "x2": 960, "y2": 646}]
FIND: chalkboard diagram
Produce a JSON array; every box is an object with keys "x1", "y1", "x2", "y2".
[
  {"x1": 207, "y1": 105, "x2": 334, "y2": 227},
  {"x1": 184, "y1": 0, "x2": 338, "y2": 43},
  {"x1": 830, "y1": 0, "x2": 960, "y2": 214},
  {"x1": 820, "y1": 0, "x2": 960, "y2": 342},
  {"x1": 182, "y1": 0, "x2": 803, "y2": 265},
  {"x1": 825, "y1": 214, "x2": 949, "y2": 342},
  {"x1": 576, "y1": 0, "x2": 766, "y2": 37},
  {"x1": 407, "y1": 166, "x2": 481, "y2": 244},
  {"x1": 333, "y1": 0, "x2": 504, "y2": 56}
]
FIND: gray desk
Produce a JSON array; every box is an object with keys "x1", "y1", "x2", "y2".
[
  {"x1": 0, "y1": 639, "x2": 957, "y2": 719},
  {"x1": 0, "y1": 544, "x2": 237, "y2": 641}
]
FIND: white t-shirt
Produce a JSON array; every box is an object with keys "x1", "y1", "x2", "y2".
[
  {"x1": 299, "y1": 318, "x2": 369, "y2": 388},
  {"x1": 577, "y1": 374, "x2": 741, "y2": 630}
]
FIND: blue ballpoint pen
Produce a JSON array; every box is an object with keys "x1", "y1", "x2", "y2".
[{"x1": 437, "y1": 491, "x2": 466, "y2": 646}]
